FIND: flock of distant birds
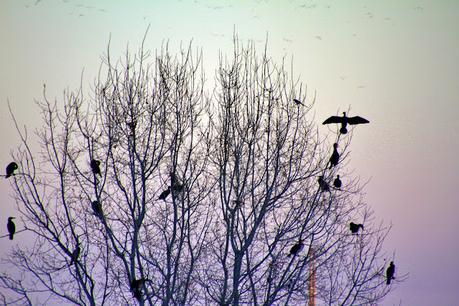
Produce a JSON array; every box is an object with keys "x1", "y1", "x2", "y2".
[{"x1": 2, "y1": 104, "x2": 395, "y2": 299}]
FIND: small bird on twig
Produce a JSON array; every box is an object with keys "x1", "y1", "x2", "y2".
[
  {"x1": 90, "y1": 159, "x2": 101, "y2": 175},
  {"x1": 5, "y1": 162, "x2": 18, "y2": 178},
  {"x1": 323, "y1": 112, "x2": 369, "y2": 134},
  {"x1": 288, "y1": 239, "x2": 304, "y2": 257},
  {"x1": 329, "y1": 143, "x2": 340, "y2": 169},
  {"x1": 131, "y1": 278, "x2": 148, "y2": 300},
  {"x1": 386, "y1": 261, "x2": 395, "y2": 285},
  {"x1": 349, "y1": 222, "x2": 364, "y2": 234},
  {"x1": 333, "y1": 175, "x2": 342, "y2": 189},
  {"x1": 7, "y1": 217, "x2": 16, "y2": 240},
  {"x1": 91, "y1": 200, "x2": 103, "y2": 219},
  {"x1": 293, "y1": 99, "x2": 303, "y2": 106},
  {"x1": 158, "y1": 187, "x2": 171, "y2": 201},
  {"x1": 318, "y1": 176, "x2": 330, "y2": 192}
]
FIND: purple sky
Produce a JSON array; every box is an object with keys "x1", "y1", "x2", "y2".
[{"x1": 1, "y1": 1, "x2": 458, "y2": 305}]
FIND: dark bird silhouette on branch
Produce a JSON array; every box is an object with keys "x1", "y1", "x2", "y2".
[
  {"x1": 69, "y1": 243, "x2": 81, "y2": 266},
  {"x1": 91, "y1": 200, "x2": 103, "y2": 219},
  {"x1": 318, "y1": 176, "x2": 330, "y2": 192},
  {"x1": 5, "y1": 162, "x2": 18, "y2": 178},
  {"x1": 329, "y1": 143, "x2": 340, "y2": 169},
  {"x1": 7, "y1": 217, "x2": 16, "y2": 240},
  {"x1": 333, "y1": 175, "x2": 342, "y2": 188},
  {"x1": 293, "y1": 98, "x2": 303, "y2": 106},
  {"x1": 90, "y1": 159, "x2": 101, "y2": 175},
  {"x1": 349, "y1": 222, "x2": 364, "y2": 234},
  {"x1": 158, "y1": 187, "x2": 171, "y2": 201},
  {"x1": 386, "y1": 261, "x2": 395, "y2": 284},
  {"x1": 288, "y1": 239, "x2": 304, "y2": 257},
  {"x1": 131, "y1": 278, "x2": 148, "y2": 301},
  {"x1": 323, "y1": 112, "x2": 369, "y2": 134}
]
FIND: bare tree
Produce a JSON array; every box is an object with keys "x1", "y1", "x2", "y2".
[{"x1": 1, "y1": 38, "x2": 399, "y2": 305}]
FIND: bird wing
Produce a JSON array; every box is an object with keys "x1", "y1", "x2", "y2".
[
  {"x1": 347, "y1": 116, "x2": 369, "y2": 125},
  {"x1": 322, "y1": 116, "x2": 344, "y2": 124}
]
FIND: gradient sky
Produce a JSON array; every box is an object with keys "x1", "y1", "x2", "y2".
[{"x1": 1, "y1": 1, "x2": 458, "y2": 305}]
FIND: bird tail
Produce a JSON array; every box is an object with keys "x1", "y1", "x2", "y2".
[
  {"x1": 5, "y1": 174, "x2": 10, "y2": 179},
  {"x1": 9, "y1": 233, "x2": 13, "y2": 240},
  {"x1": 386, "y1": 278, "x2": 391, "y2": 285}
]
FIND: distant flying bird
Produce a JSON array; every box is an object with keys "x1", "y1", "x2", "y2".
[
  {"x1": 288, "y1": 239, "x2": 304, "y2": 257},
  {"x1": 349, "y1": 222, "x2": 364, "y2": 234},
  {"x1": 158, "y1": 187, "x2": 171, "y2": 201},
  {"x1": 318, "y1": 176, "x2": 330, "y2": 192},
  {"x1": 90, "y1": 159, "x2": 101, "y2": 175},
  {"x1": 322, "y1": 112, "x2": 369, "y2": 134},
  {"x1": 329, "y1": 143, "x2": 340, "y2": 169},
  {"x1": 5, "y1": 162, "x2": 18, "y2": 178},
  {"x1": 7, "y1": 217, "x2": 16, "y2": 240},
  {"x1": 69, "y1": 244, "x2": 80, "y2": 266},
  {"x1": 333, "y1": 175, "x2": 342, "y2": 188},
  {"x1": 293, "y1": 99, "x2": 303, "y2": 106},
  {"x1": 386, "y1": 261, "x2": 395, "y2": 285},
  {"x1": 91, "y1": 200, "x2": 103, "y2": 219}
]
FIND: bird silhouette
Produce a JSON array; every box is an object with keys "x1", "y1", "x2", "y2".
[
  {"x1": 386, "y1": 261, "x2": 395, "y2": 285},
  {"x1": 318, "y1": 176, "x2": 330, "y2": 192},
  {"x1": 349, "y1": 222, "x2": 364, "y2": 234},
  {"x1": 131, "y1": 278, "x2": 147, "y2": 301},
  {"x1": 7, "y1": 217, "x2": 15, "y2": 240},
  {"x1": 333, "y1": 175, "x2": 342, "y2": 188},
  {"x1": 329, "y1": 143, "x2": 340, "y2": 169},
  {"x1": 90, "y1": 159, "x2": 101, "y2": 175},
  {"x1": 323, "y1": 112, "x2": 369, "y2": 134},
  {"x1": 69, "y1": 244, "x2": 80, "y2": 266},
  {"x1": 288, "y1": 239, "x2": 304, "y2": 257},
  {"x1": 293, "y1": 99, "x2": 303, "y2": 106},
  {"x1": 91, "y1": 200, "x2": 103, "y2": 219},
  {"x1": 5, "y1": 162, "x2": 18, "y2": 178},
  {"x1": 158, "y1": 187, "x2": 171, "y2": 201}
]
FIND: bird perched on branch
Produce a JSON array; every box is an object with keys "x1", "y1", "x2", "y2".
[
  {"x1": 158, "y1": 187, "x2": 171, "y2": 201},
  {"x1": 386, "y1": 261, "x2": 395, "y2": 285},
  {"x1": 69, "y1": 243, "x2": 80, "y2": 266},
  {"x1": 5, "y1": 162, "x2": 18, "y2": 178},
  {"x1": 288, "y1": 239, "x2": 304, "y2": 257},
  {"x1": 318, "y1": 176, "x2": 330, "y2": 192},
  {"x1": 349, "y1": 222, "x2": 364, "y2": 234},
  {"x1": 7, "y1": 217, "x2": 16, "y2": 240},
  {"x1": 91, "y1": 200, "x2": 103, "y2": 219},
  {"x1": 131, "y1": 278, "x2": 147, "y2": 301},
  {"x1": 333, "y1": 175, "x2": 342, "y2": 189},
  {"x1": 329, "y1": 143, "x2": 340, "y2": 169},
  {"x1": 323, "y1": 112, "x2": 369, "y2": 134},
  {"x1": 293, "y1": 98, "x2": 303, "y2": 106},
  {"x1": 90, "y1": 159, "x2": 101, "y2": 175}
]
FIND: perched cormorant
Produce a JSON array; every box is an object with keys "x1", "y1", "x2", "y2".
[
  {"x1": 158, "y1": 187, "x2": 171, "y2": 201},
  {"x1": 293, "y1": 99, "x2": 303, "y2": 106},
  {"x1": 333, "y1": 175, "x2": 342, "y2": 189},
  {"x1": 288, "y1": 239, "x2": 304, "y2": 257},
  {"x1": 322, "y1": 112, "x2": 369, "y2": 134},
  {"x1": 7, "y1": 217, "x2": 15, "y2": 240},
  {"x1": 131, "y1": 278, "x2": 147, "y2": 300},
  {"x1": 329, "y1": 143, "x2": 340, "y2": 169},
  {"x1": 349, "y1": 222, "x2": 364, "y2": 234},
  {"x1": 91, "y1": 200, "x2": 103, "y2": 219},
  {"x1": 318, "y1": 176, "x2": 330, "y2": 192},
  {"x1": 386, "y1": 261, "x2": 395, "y2": 285},
  {"x1": 5, "y1": 162, "x2": 18, "y2": 178},
  {"x1": 90, "y1": 159, "x2": 101, "y2": 175},
  {"x1": 69, "y1": 245, "x2": 80, "y2": 266}
]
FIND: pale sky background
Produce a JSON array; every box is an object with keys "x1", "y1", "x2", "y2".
[{"x1": 1, "y1": 1, "x2": 458, "y2": 305}]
